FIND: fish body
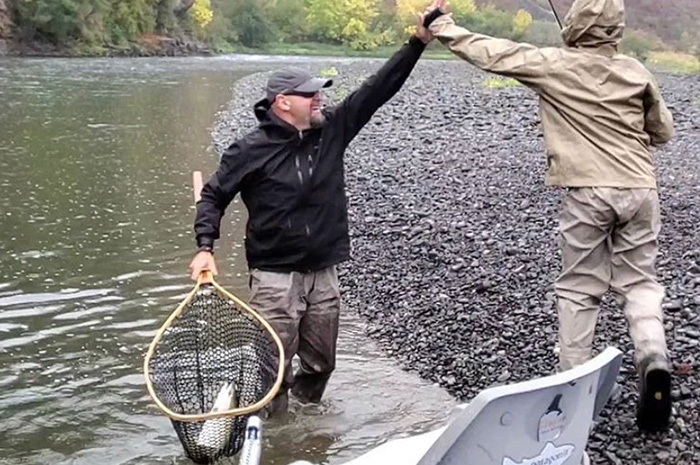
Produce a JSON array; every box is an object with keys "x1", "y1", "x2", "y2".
[{"x1": 196, "y1": 382, "x2": 237, "y2": 450}]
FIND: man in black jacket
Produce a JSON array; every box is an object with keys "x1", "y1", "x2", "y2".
[{"x1": 190, "y1": 16, "x2": 433, "y2": 413}]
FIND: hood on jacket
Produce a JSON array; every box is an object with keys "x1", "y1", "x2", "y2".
[
  {"x1": 562, "y1": 0, "x2": 625, "y2": 48},
  {"x1": 254, "y1": 97, "x2": 272, "y2": 123}
]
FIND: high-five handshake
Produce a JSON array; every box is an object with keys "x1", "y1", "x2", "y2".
[
  {"x1": 193, "y1": 0, "x2": 674, "y2": 433},
  {"x1": 422, "y1": 0, "x2": 447, "y2": 28}
]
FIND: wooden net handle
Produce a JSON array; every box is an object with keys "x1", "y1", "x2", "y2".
[
  {"x1": 193, "y1": 170, "x2": 212, "y2": 285},
  {"x1": 193, "y1": 171, "x2": 203, "y2": 204},
  {"x1": 198, "y1": 270, "x2": 213, "y2": 285}
]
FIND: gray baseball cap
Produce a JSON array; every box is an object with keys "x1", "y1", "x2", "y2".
[{"x1": 266, "y1": 67, "x2": 333, "y2": 102}]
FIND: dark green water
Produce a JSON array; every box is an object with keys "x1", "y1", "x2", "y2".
[{"x1": 0, "y1": 56, "x2": 454, "y2": 465}]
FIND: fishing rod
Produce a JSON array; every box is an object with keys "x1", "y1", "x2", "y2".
[{"x1": 547, "y1": 0, "x2": 563, "y2": 30}]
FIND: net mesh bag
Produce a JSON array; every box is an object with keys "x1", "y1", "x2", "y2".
[{"x1": 145, "y1": 277, "x2": 284, "y2": 464}]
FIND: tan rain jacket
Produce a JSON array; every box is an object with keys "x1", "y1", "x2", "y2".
[{"x1": 429, "y1": 0, "x2": 674, "y2": 188}]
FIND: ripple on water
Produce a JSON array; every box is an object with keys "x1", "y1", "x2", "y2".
[
  {"x1": 0, "y1": 288, "x2": 115, "y2": 308},
  {"x1": 0, "y1": 319, "x2": 102, "y2": 350}
]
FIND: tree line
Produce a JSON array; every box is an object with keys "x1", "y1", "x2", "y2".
[
  {"x1": 3, "y1": 0, "x2": 698, "y2": 62},
  {"x1": 6, "y1": 0, "x2": 540, "y2": 52}
]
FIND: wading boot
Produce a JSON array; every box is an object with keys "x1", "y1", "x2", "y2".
[
  {"x1": 263, "y1": 390, "x2": 289, "y2": 419},
  {"x1": 636, "y1": 354, "x2": 672, "y2": 433}
]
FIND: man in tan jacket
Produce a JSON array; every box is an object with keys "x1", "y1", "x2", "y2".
[{"x1": 424, "y1": 0, "x2": 674, "y2": 432}]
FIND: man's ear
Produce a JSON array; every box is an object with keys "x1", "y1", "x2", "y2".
[{"x1": 274, "y1": 96, "x2": 290, "y2": 112}]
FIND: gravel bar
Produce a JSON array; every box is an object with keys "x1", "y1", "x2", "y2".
[{"x1": 212, "y1": 58, "x2": 700, "y2": 465}]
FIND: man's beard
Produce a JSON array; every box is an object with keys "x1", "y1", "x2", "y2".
[{"x1": 310, "y1": 110, "x2": 326, "y2": 128}]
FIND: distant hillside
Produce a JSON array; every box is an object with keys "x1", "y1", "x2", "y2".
[
  {"x1": 0, "y1": 0, "x2": 9, "y2": 38},
  {"x1": 0, "y1": 0, "x2": 9, "y2": 54},
  {"x1": 476, "y1": 0, "x2": 700, "y2": 46}
]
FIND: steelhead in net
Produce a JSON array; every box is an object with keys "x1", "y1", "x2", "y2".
[{"x1": 144, "y1": 271, "x2": 285, "y2": 464}]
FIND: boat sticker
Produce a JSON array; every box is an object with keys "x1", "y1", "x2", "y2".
[
  {"x1": 502, "y1": 442, "x2": 575, "y2": 465},
  {"x1": 538, "y1": 394, "x2": 566, "y2": 442}
]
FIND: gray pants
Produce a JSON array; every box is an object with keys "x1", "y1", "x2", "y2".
[
  {"x1": 556, "y1": 187, "x2": 668, "y2": 371},
  {"x1": 249, "y1": 266, "x2": 340, "y2": 410}
]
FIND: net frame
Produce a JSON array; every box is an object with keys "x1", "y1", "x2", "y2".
[{"x1": 143, "y1": 271, "x2": 285, "y2": 422}]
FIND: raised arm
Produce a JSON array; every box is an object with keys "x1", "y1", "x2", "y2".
[
  {"x1": 427, "y1": 10, "x2": 557, "y2": 91},
  {"x1": 330, "y1": 17, "x2": 430, "y2": 144}
]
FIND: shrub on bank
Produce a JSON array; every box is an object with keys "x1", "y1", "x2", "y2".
[
  {"x1": 648, "y1": 51, "x2": 700, "y2": 74},
  {"x1": 620, "y1": 30, "x2": 666, "y2": 62}
]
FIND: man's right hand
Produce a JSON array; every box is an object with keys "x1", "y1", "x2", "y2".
[
  {"x1": 189, "y1": 251, "x2": 218, "y2": 281},
  {"x1": 428, "y1": 0, "x2": 446, "y2": 12},
  {"x1": 423, "y1": 0, "x2": 447, "y2": 27}
]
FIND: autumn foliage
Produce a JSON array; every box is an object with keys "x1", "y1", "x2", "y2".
[{"x1": 5, "y1": 0, "x2": 698, "y2": 56}]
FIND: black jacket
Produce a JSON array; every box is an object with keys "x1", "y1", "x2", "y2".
[{"x1": 195, "y1": 37, "x2": 426, "y2": 272}]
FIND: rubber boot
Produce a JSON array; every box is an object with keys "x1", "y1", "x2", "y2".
[{"x1": 636, "y1": 354, "x2": 672, "y2": 433}]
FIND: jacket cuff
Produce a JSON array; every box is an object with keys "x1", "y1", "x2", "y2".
[
  {"x1": 408, "y1": 35, "x2": 428, "y2": 51},
  {"x1": 428, "y1": 14, "x2": 455, "y2": 35},
  {"x1": 423, "y1": 8, "x2": 446, "y2": 27},
  {"x1": 197, "y1": 235, "x2": 215, "y2": 249}
]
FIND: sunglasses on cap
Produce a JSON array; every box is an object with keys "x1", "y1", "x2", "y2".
[{"x1": 280, "y1": 90, "x2": 318, "y2": 99}]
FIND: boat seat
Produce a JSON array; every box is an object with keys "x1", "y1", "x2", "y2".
[{"x1": 285, "y1": 347, "x2": 622, "y2": 465}]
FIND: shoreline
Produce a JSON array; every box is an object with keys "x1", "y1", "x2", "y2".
[
  {"x1": 0, "y1": 41, "x2": 453, "y2": 61},
  {"x1": 0, "y1": 37, "x2": 213, "y2": 59},
  {"x1": 1, "y1": 43, "x2": 696, "y2": 76}
]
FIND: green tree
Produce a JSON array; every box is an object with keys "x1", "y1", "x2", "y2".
[
  {"x1": 306, "y1": 0, "x2": 345, "y2": 42},
  {"x1": 396, "y1": 0, "x2": 475, "y2": 35},
  {"x1": 106, "y1": 0, "x2": 157, "y2": 45},
  {"x1": 525, "y1": 20, "x2": 560, "y2": 46},
  {"x1": 13, "y1": 0, "x2": 82, "y2": 43},
  {"x1": 512, "y1": 9, "x2": 532, "y2": 40},
  {"x1": 341, "y1": 0, "x2": 378, "y2": 48},
  {"x1": 464, "y1": 6, "x2": 514, "y2": 39},
  {"x1": 14, "y1": 0, "x2": 134, "y2": 45},
  {"x1": 620, "y1": 30, "x2": 664, "y2": 62},
  {"x1": 190, "y1": 0, "x2": 213, "y2": 29},
  {"x1": 155, "y1": 0, "x2": 180, "y2": 33},
  {"x1": 450, "y1": 0, "x2": 477, "y2": 23},
  {"x1": 305, "y1": 0, "x2": 379, "y2": 49},
  {"x1": 270, "y1": 0, "x2": 309, "y2": 42},
  {"x1": 395, "y1": 0, "x2": 424, "y2": 24},
  {"x1": 678, "y1": 30, "x2": 700, "y2": 57},
  {"x1": 231, "y1": 0, "x2": 274, "y2": 47},
  {"x1": 1, "y1": 0, "x2": 12, "y2": 39}
]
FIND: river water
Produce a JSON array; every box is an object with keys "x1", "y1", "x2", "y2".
[{"x1": 0, "y1": 56, "x2": 455, "y2": 465}]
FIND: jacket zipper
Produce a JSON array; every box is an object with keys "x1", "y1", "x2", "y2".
[
  {"x1": 295, "y1": 155, "x2": 304, "y2": 185},
  {"x1": 297, "y1": 131, "x2": 311, "y2": 237},
  {"x1": 295, "y1": 130, "x2": 305, "y2": 185}
]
